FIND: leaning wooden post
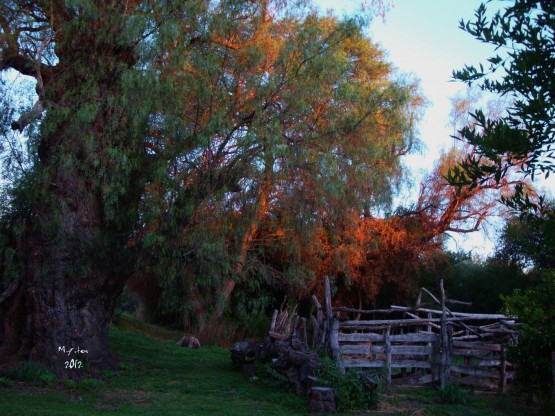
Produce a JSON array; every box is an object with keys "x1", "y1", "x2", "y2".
[
  {"x1": 312, "y1": 295, "x2": 323, "y2": 348},
  {"x1": 439, "y1": 279, "x2": 450, "y2": 389},
  {"x1": 270, "y1": 309, "x2": 278, "y2": 333}
]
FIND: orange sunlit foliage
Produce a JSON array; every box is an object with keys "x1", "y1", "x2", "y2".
[{"x1": 302, "y1": 146, "x2": 535, "y2": 308}]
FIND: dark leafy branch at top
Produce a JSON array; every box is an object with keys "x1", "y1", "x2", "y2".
[{"x1": 450, "y1": 0, "x2": 555, "y2": 211}]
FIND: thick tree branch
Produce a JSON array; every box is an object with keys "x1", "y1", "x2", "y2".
[
  {"x1": 11, "y1": 100, "x2": 45, "y2": 132},
  {"x1": 0, "y1": 52, "x2": 37, "y2": 77}
]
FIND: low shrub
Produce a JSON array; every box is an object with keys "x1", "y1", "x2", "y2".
[
  {"x1": 438, "y1": 381, "x2": 466, "y2": 405},
  {"x1": 502, "y1": 272, "x2": 555, "y2": 413},
  {"x1": 2, "y1": 360, "x2": 56, "y2": 386},
  {"x1": 316, "y1": 355, "x2": 380, "y2": 411}
]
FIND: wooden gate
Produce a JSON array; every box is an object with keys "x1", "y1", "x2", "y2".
[{"x1": 314, "y1": 277, "x2": 518, "y2": 392}]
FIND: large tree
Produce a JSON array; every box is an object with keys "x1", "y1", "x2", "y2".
[
  {"x1": 129, "y1": 7, "x2": 426, "y2": 328},
  {"x1": 0, "y1": 0, "x2": 217, "y2": 376}
]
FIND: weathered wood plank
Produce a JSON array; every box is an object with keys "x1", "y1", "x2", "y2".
[
  {"x1": 477, "y1": 359, "x2": 503, "y2": 367},
  {"x1": 340, "y1": 344, "x2": 433, "y2": 356},
  {"x1": 456, "y1": 376, "x2": 499, "y2": 390},
  {"x1": 391, "y1": 345, "x2": 434, "y2": 355},
  {"x1": 342, "y1": 360, "x2": 385, "y2": 368},
  {"x1": 391, "y1": 373, "x2": 434, "y2": 386},
  {"x1": 324, "y1": 276, "x2": 332, "y2": 323},
  {"x1": 402, "y1": 306, "x2": 508, "y2": 320},
  {"x1": 452, "y1": 341, "x2": 503, "y2": 352},
  {"x1": 451, "y1": 365, "x2": 501, "y2": 379},
  {"x1": 341, "y1": 318, "x2": 441, "y2": 326},
  {"x1": 440, "y1": 280, "x2": 450, "y2": 389},
  {"x1": 338, "y1": 333, "x2": 383, "y2": 343},
  {"x1": 390, "y1": 360, "x2": 433, "y2": 369},
  {"x1": 452, "y1": 333, "x2": 498, "y2": 341},
  {"x1": 338, "y1": 332, "x2": 438, "y2": 343},
  {"x1": 340, "y1": 345, "x2": 385, "y2": 355},
  {"x1": 500, "y1": 346, "x2": 507, "y2": 392},
  {"x1": 342, "y1": 359, "x2": 432, "y2": 370},
  {"x1": 452, "y1": 348, "x2": 497, "y2": 358}
]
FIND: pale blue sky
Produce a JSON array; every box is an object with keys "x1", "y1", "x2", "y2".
[
  {"x1": 314, "y1": 0, "x2": 505, "y2": 255},
  {"x1": 315, "y1": 0, "x2": 495, "y2": 171}
]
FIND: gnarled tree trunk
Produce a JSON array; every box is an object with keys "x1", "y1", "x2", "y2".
[
  {"x1": 0, "y1": 1, "x2": 146, "y2": 377},
  {"x1": 0, "y1": 164, "x2": 134, "y2": 376}
]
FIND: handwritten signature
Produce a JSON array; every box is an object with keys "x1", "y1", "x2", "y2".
[
  {"x1": 58, "y1": 345, "x2": 89, "y2": 356},
  {"x1": 58, "y1": 346, "x2": 89, "y2": 369}
]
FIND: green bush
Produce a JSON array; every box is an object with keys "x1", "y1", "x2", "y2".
[
  {"x1": 316, "y1": 355, "x2": 380, "y2": 411},
  {"x1": 0, "y1": 376, "x2": 14, "y2": 387},
  {"x1": 2, "y1": 361, "x2": 56, "y2": 386},
  {"x1": 438, "y1": 381, "x2": 466, "y2": 405},
  {"x1": 256, "y1": 363, "x2": 291, "y2": 389},
  {"x1": 502, "y1": 271, "x2": 555, "y2": 412}
]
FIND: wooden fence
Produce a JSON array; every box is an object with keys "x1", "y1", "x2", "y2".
[{"x1": 315, "y1": 277, "x2": 518, "y2": 392}]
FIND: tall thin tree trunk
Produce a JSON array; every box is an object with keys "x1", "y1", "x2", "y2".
[{"x1": 215, "y1": 173, "x2": 273, "y2": 321}]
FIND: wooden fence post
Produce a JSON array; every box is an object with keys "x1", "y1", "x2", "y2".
[
  {"x1": 385, "y1": 325, "x2": 392, "y2": 386},
  {"x1": 330, "y1": 315, "x2": 343, "y2": 373},
  {"x1": 552, "y1": 352, "x2": 555, "y2": 409},
  {"x1": 499, "y1": 345, "x2": 507, "y2": 393},
  {"x1": 439, "y1": 280, "x2": 450, "y2": 389},
  {"x1": 431, "y1": 333, "x2": 440, "y2": 384},
  {"x1": 323, "y1": 276, "x2": 332, "y2": 349}
]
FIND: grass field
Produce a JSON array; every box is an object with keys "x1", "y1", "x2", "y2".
[{"x1": 0, "y1": 314, "x2": 540, "y2": 416}]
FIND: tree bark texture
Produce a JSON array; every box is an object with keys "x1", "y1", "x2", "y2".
[{"x1": 1, "y1": 165, "x2": 132, "y2": 376}]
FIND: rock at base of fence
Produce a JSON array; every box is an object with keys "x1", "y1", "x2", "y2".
[{"x1": 308, "y1": 387, "x2": 337, "y2": 413}]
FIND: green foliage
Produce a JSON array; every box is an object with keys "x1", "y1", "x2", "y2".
[
  {"x1": 438, "y1": 382, "x2": 466, "y2": 405},
  {"x1": 114, "y1": 288, "x2": 140, "y2": 315},
  {"x1": 118, "y1": 361, "x2": 135, "y2": 372},
  {"x1": 256, "y1": 363, "x2": 291, "y2": 390},
  {"x1": 420, "y1": 251, "x2": 530, "y2": 314},
  {"x1": 502, "y1": 271, "x2": 555, "y2": 409},
  {"x1": 1, "y1": 0, "x2": 424, "y2": 368},
  {"x1": 0, "y1": 376, "x2": 14, "y2": 388},
  {"x1": 451, "y1": 0, "x2": 555, "y2": 208},
  {"x1": 1, "y1": 361, "x2": 56, "y2": 386},
  {"x1": 316, "y1": 355, "x2": 380, "y2": 411},
  {"x1": 495, "y1": 203, "x2": 555, "y2": 271}
]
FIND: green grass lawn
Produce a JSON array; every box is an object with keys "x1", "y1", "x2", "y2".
[{"x1": 0, "y1": 315, "x2": 541, "y2": 416}]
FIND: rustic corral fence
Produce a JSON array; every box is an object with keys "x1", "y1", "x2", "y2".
[{"x1": 313, "y1": 277, "x2": 519, "y2": 392}]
